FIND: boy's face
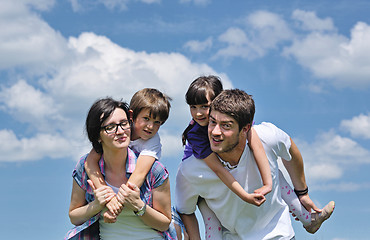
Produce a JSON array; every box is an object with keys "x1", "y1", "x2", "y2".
[{"x1": 132, "y1": 108, "x2": 162, "y2": 141}]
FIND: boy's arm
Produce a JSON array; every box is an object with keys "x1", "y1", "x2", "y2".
[
  {"x1": 84, "y1": 149, "x2": 106, "y2": 188},
  {"x1": 128, "y1": 155, "x2": 156, "y2": 188},
  {"x1": 203, "y1": 153, "x2": 265, "y2": 206},
  {"x1": 180, "y1": 213, "x2": 201, "y2": 240},
  {"x1": 85, "y1": 149, "x2": 123, "y2": 217},
  {"x1": 248, "y1": 127, "x2": 272, "y2": 196}
]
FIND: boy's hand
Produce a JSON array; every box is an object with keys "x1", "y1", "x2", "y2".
[
  {"x1": 103, "y1": 210, "x2": 117, "y2": 223},
  {"x1": 106, "y1": 196, "x2": 123, "y2": 216}
]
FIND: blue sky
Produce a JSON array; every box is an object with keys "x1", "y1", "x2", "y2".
[{"x1": 1, "y1": 0, "x2": 369, "y2": 239}]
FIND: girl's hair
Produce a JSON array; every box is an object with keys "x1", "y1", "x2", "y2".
[
  {"x1": 185, "y1": 75, "x2": 223, "y2": 105},
  {"x1": 129, "y1": 88, "x2": 172, "y2": 124},
  {"x1": 182, "y1": 75, "x2": 223, "y2": 145},
  {"x1": 85, "y1": 97, "x2": 130, "y2": 153}
]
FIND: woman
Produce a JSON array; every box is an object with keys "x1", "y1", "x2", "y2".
[{"x1": 65, "y1": 97, "x2": 176, "y2": 239}]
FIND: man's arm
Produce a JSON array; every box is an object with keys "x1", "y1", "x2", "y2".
[{"x1": 282, "y1": 138, "x2": 320, "y2": 213}]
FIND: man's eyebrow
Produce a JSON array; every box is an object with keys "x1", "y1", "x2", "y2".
[{"x1": 209, "y1": 116, "x2": 234, "y2": 124}]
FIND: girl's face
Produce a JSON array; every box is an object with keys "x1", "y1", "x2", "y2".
[
  {"x1": 132, "y1": 108, "x2": 162, "y2": 141},
  {"x1": 100, "y1": 108, "x2": 131, "y2": 151},
  {"x1": 189, "y1": 95, "x2": 212, "y2": 127}
]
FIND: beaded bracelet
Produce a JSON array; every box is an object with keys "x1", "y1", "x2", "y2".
[{"x1": 294, "y1": 187, "x2": 308, "y2": 196}]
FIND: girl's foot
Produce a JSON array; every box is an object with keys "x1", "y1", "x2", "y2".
[{"x1": 304, "y1": 201, "x2": 335, "y2": 234}]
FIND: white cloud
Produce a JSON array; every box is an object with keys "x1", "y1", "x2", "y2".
[
  {"x1": 293, "y1": 130, "x2": 370, "y2": 183},
  {"x1": 0, "y1": 0, "x2": 68, "y2": 72},
  {"x1": 292, "y1": 9, "x2": 336, "y2": 32},
  {"x1": 340, "y1": 113, "x2": 370, "y2": 139},
  {"x1": 283, "y1": 18, "x2": 370, "y2": 88},
  {"x1": 68, "y1": 0, "x2": 159, "y2": 12},
  {"x1": 0, "y1": 1, "x2": 233, "y2": 162},
  {"x1": 179, "y1": 0, "x2": 211, "y2": 6},
  {"x1": 0, "y1": 129, "x2": 85, "y2": 162},
  {"x1": 184, "y1": 37, "x2": 213, "y2": 53},
  {"x1": 215, "y1": 11, "x2": 293, "y2": 60}
]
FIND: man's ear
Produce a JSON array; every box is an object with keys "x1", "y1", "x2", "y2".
[
  {"x1": 129, "y1": 109, "x2": 134, "y2": 121},
  {"x1": 242, "y1": 123, "x2": 251, "y2": 135}
]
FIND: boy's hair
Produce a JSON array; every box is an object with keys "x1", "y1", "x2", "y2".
[
  {"x1": 129, "y1": 88, "x2": 172, "y2": 124},
  {"x1": 210, "y1": 89, "x2": 255, "y2": 131},
  {"x1": 86, "y1": 97, "x2": 130, "y2": 153},
  {"x1": 185, "y1": 75, "x2": 223, "y2": 105}
]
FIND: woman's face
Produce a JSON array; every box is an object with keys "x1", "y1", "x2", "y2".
[{"x1": 100, "y1": 108, "x2": 131, "y2": 151}]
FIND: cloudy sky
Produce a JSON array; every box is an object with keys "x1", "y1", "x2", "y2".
[{"x1": 1, "y1": 0, "x2": 369, "y2": 239}]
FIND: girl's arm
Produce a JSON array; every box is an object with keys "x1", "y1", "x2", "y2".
[
  {"x1": 203, "y1": 153, "x2": 265, "y2": 206},
  {"x1": 248, "y1": 127, "x2": 272, "y2": 196},
  {"x1": 127, "y1": 155, "x2": 156, "y2": 188},
  {"x1": 118, "y1": 180, "x2": 172, "y2": 232},
  {"x1": 68, "y1": 180, "x2": 109, "y2": 226}
]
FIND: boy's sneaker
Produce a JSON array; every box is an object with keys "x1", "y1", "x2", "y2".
[{"x1": 304, "y1": 201, "x2": 335, "y2": 234}]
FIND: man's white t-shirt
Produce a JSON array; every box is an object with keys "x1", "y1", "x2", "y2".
[
  {"x1": 129, "y1": 132, "x2": 162, "y2": 159},
  {"x1": 175, "y1": 122, "x2": 295, "y2": 239}
]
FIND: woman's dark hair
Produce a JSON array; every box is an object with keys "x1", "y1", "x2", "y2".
[
  {"x1": 85, "y1": 97, "x2": 129, "y2": 153},
  {"x1": 182, "y1": 75, "x2": 223, "y2": 145}
]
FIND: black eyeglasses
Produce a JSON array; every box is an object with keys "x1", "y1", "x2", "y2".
[{"x1": 101, "y1": 120, "x2": 131, "y2": 134}]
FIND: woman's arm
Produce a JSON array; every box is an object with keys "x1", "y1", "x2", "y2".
[
  {"x1": 203, "y1": 152, "x2": 265, "y2": 206},
  {"x1": 117, "y1": 179, "x2": 172, "y2": 232},
  {"x1": 248, "y1": 127, "x2": 272, "y2": 195},
  {"x1": 68, "y1": 180, "x2": 108, "y2": 226}
]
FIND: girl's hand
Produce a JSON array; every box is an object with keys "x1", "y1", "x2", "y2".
[
  {"x1": 87, "y1": 179, "x2": 115, "y2": 207},
  {"x1": 117, "y1": 182, "x2": 144, "y2": 212},
  {"x1": 254, "y1": 185, "x2": 272, "y2": 196},
  {"x1": 243, "y1": 193, "x2": 266, "y2": 207}
]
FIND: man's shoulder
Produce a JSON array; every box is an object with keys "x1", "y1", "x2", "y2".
[
  {"x1": 177, "y1": 155, "x2": 211, "y2": 179},
  {"x1": 253, "y1": 122, "x2": 290, "y2": 142}
]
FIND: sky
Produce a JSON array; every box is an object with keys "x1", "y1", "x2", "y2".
[{"x1": 0, "y1": 0, "x2": 369, "y2": 239}]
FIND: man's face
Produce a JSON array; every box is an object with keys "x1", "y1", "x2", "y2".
[{"x1": 208, "y1": 110, "x2": 242, "y2": 154}]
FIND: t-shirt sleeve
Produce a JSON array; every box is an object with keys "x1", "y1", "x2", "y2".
[
  {"x1": 175, "y1": 162, "x2": 199, "y2": 214},
  {"x1": 187, "y1": 127, "x2": 213, "y2": 159},
  {"x1": 137, "y1": 133, "x2": 162, "y2": 160},
  {"x1": 256, "y1": 122, "x2": 292, "y2": 161}
]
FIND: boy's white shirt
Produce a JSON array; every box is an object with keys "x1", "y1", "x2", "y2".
[
  {"x1": 175, "y1": 122, "x2": 295, "y2": 240},
  {"x1": 129, "y1": 132, "x2": 162, "y2": 159}
]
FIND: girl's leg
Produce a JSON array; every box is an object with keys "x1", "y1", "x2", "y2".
[
  {"x1": 198, "y1": 198, "x2": 223, "y2": 240},
  {"x1": 279, "y1": 170, "x2": 311, "y2": 226}
]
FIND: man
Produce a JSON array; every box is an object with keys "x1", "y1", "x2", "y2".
[{"x1": 175, "y1": 89, "x2": 323, "y2": 239}]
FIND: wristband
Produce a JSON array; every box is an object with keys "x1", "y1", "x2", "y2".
[
  {"x1": 294, "y1": 187, "x2": 308, "y2": 196},
  {"x1": 134, "y1": 203, "x2": 146, "y2": 216}
]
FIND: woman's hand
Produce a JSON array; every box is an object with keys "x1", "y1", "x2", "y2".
[
  {"x1": 87, "y1": 179, "x2": 115, "y2": 208},
  {"x1": 117, "y1": 182, "x2": 145, "y2": 212}
]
